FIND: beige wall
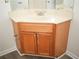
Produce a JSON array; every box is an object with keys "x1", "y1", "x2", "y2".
[
  {"x1": 10, "y1": 0, "x2": 29, "y2": 10},
  {"x1": 0, "y1": 0, "x2": 16, "y2": 53},
  {"x1": 29, "y1": 0, "x2": 46, "y2": 9},
  {"x1": 64, "y1": 0, "x2": 74, "y2": 8},
  {"x1": 68, "y1": 0, "x2": 79, "y2": 57}
]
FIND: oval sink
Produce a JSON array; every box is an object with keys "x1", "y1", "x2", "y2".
[{"x1": 36, "y1": 11, "x2": 46, "y2": 16}]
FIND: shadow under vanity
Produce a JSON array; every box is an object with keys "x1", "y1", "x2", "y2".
[{"x1": 9, "y1": 0, "x2": 73, "y2": 58}]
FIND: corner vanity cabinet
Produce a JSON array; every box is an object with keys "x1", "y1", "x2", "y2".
[{"x1": 12, "y1": 20, "x2": 71, "y2": 57}]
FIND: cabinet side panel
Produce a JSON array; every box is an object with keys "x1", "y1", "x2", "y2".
[
  {"x1": 12, "y1": 20, "x2": 23, "y2": 53},
  {"x1": 55, "y1": 21, "x2": 71, "y2": 57}
]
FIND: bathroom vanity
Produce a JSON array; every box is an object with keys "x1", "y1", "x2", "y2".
[{"x1": 10, "y1": 9, "x2": 72, "y2": 58}]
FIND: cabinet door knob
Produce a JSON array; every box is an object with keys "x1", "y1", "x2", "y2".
[{"x1": 14, "y1": 34, "x2": 17, "y2": 37}]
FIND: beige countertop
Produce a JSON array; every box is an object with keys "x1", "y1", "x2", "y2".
[{"x1": 9, "y1": 8, "x2": 72, "y2": 24}]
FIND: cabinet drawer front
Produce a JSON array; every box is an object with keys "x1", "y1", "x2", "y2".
[{"x1": 18, "y1": 23, "x2": 53, "y2": 32}]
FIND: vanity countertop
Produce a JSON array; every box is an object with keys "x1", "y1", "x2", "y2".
[{"x1": 9, "y1": 8, "x2": 72, "y2": 24}]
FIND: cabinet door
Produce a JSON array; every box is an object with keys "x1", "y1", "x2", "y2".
[
  {"x1": 37, "y1": 33, "x2": 54, "y2": 56},
  {"x1": 20, "y1": 32, "x2": 37, "y2": 54}
]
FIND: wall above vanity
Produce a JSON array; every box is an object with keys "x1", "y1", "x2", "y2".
[{"x1": 10, "y1": 0, "x2": 74, "y2": 10}]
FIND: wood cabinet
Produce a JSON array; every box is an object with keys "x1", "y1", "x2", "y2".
[{"x1": 12, "y1": 21, "x2": 71, "y2": 58}]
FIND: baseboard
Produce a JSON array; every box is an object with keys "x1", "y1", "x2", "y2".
[
  {"x1": 55, "y1": 52, "x2": 66, "y2": 59},
  {"x1": 0, "y1": 47, "x2": 79, "y2": 59},
  {"x1": 66, "y1": 51, "x2": 79, "y2": 59},
  {"x1": 0, "y1": 47, "x2": 16, "y2": 56}
]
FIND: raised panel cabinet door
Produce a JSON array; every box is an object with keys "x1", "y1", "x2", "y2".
[
  {"x1": 19, "y1": 32, "x2": 37, "y2": 54},
  {"x1": 37, "y1": 33, "x2": 54, "y2": 56}
]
